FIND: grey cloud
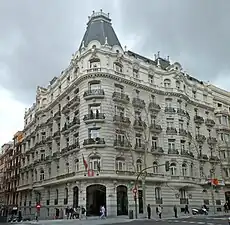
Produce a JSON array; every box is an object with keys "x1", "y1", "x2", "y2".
[
  {"x1": 119, "y1": 0, "x2": 230, "y2": 84},
  {"x1": 0, "y1": 0, "x2": 113, "y2": 103},
  {"x1": 1, "y1": 0, "x2": 230, "y2": 104}
]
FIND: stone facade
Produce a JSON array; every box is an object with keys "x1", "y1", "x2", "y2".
[{"x1": 16, "y1": 11, "x2": 230, "y2": 219}]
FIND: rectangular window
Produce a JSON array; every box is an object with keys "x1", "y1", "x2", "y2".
[
  {"x1": 114, "y1": 84, "x2": 124, "y2": 93},
  {"x1": 116, "y1": 132, "x2": 125, "y2": 142},
  {"x1": 168, "y1": 140, "x2": 175, "y2": 150},
  {"x1": 152, "y1": 137, "x2": 157, "y2": 149},
  {"x1": 89, "y1": 128, "x2": 100, "y2": 139},
  {"x1": 180, "y1": 140, "x2": 185, "y2": 151},
  {"x1": 133, "y1": 69, "x2": 139, "y2": 78},
  {"x1": 148, "y1": 75, "x2": 153, "y2": 84},
  {"x1": 179, "y1": 120, "x2": 184, "y2": 129},
  {"x1": 166, "y1": 119, "x2": 174, "y2": 128},
  {"x1": 89, "y1": 104, "x2": 101, "y2": 113},
  {"x1": 115, "y1": 105, "x2": 125, "y2": 117},
  {"x1": 165, "y1": 99, "x2": 172, "y2": 108},
  {"x1": 89, "y1": 82, "x2": 101, "y2": 90},
  {"x1": 135, "y1": 133, "x2": 142, "y2": 147}
]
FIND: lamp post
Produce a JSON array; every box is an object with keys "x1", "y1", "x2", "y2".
[{"x1": 133, "y1": 162, "x2": 168, "y2": 219}]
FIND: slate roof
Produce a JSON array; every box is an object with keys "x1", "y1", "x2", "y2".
[{"x1": 79, "y1": 11, "x2": 122, "y2": 50}]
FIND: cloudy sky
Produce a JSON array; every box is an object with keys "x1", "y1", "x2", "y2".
[{"x1": 0, "y1": 0, "x2": 230, "y2": 146}]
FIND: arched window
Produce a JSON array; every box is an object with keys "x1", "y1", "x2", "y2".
[
  {"x1": 89, "y1": 155, "x2": 101, "y2": 172},
  {"x1": 66, "y1": 162, "x2": 69, "y2": 174},
  {"x1": 40, "y1": 169, "x2": 45, "y2": 181},
  {"x1": 190, "y1": 163, "x2": 194, "y2": 177},
  {"x1": 164, "y1": 79, "x2": 171, "y2": 88},
  {"x1": 136, "y1": 159, "x2": 142, "y2": 173},
  {"x1": 115, "y1": 157, "x2": 126, "y2": 171},
  {"x1": 155, "y1": 187, "x2": 161, "y2": 200},
  {"x1": 153, "y1": 162, "x2": 158, "y2": 174},
  {"x1": 176, "y1": 80, "x2": 180, "y2": 89},
  {"x1": 55, "y1": 189, "x2": 59, "y2": 205},
  {"x1": 64, "y1": 188, "x2": 68, "y2": 205},
  {"x1": 75, "y1": 159, "x2": 79, "y2": 172},
  {"x1": 182, "y1": 163, "x2": 187, "y2": 176},
  {"x1": 170, "y1": 163, "x2": 177, "y2": 176}
]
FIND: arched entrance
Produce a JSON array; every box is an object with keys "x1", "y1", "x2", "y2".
[
  {"x1": 73, "y1": 187, "x2": 79, "y2": 208},
  {"x1": 117, "y1": 185, "x2": 128, "y2": 216},
  {"x1": 86, "y1": 184, "x2": 106, "y2": 216}
]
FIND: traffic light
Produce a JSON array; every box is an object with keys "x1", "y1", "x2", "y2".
[{"x1": 165, "y1": 161, "x2": 170, "y2": 171}]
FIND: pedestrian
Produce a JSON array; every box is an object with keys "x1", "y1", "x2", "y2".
[
  {"x1": 173, "y1": 205, "x2": 177, "y2": 218},
  {"x1": 224, "y1": 202, "x2": 228, "y2": 213},
  {"x1": 35, "y1": 211, "x2": 38, "y2": 222},
  {"x1": 79, "y1": 206, "x2": 87, "y2": 220},
  {"x1": 100, "y1": 205, "x2": 106, "y2": 219},
  {"x1": 66, "y1": 206, "x2": 70, "y2": 219},
  {"x1": 185, "y1": 204, "x2": 189, "y2": 214},
  {"x1": 157, "y1": 205, "x2": 162, "y2": 219},
  {"x1": 147, "y1": 204, "x2": 151, "y2": 219}
]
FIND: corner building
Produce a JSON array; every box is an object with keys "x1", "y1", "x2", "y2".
[{"x1": 18, "y1": 11, "x2": 230, "y2": 219}]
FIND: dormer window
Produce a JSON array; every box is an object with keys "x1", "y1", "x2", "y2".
[
  {"x1": 114, "y1": 62, "x2": 123, "y2": 73},
  {"x1": 164, "y1": 79, "x2": 171, "y2": 88},
  {"x1": 89, "y1": 57, "x2": 100, "y2": 69},
  {"x1": 148, "y1": 75, "x2": 154, "y2": 84},
  {"x1": 133, "y1": 69, "x2": 139, "y2": 78}
]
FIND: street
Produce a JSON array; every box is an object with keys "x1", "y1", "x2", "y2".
[{"x1": 19, "y1": 215, "x2": 230, "y2": 225}]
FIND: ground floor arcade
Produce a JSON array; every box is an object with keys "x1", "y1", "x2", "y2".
[{"x1": 18, "y1": 179, "x2": 226, "y2": 219}]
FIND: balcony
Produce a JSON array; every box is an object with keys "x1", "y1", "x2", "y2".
[
  {"x1": 207, "y1": 137, "x2": 217, "y2": 145},
  {"x1": 57, "y1": 172, "x2": 75, "y2": 180},
  {"x1": 83, "y1": 89, "x2": 105, "y2": 100},
  {"x1": 180, "y1": 198, "x2": 189, "y2": 204},
  {"x1": 151, "y1": 146, "x2": 164, "y2": 155},
  {"x1": 209, "y1": 155, "x2": 220, "y2": 163},
  {"x1": 133, "y1": 119, "x2": 146, "y2": 130},
  {"x1": 114, "y1": 140, "x2": 131, "y2": 150},
  {"x1": 205, "y1": 118, "x2": 215, "y2": 127},
  {"x1": 53, "y1": 111, "x2": 61, "y2": 120},
  {"x1": 134, "y1": 143, "x2": 145, "y2": 152},
  {"x1": 62, "y1": 103, "x2": 71, "y2": 114},
  {"x1": 198, "y1": 154, "x2": 208, "y2": 161},
  {"x1": 168, "y1": 149, "x2": 179, "y2": 155},
  {"x1": 196, "y1": 134, "x2": 206, "y2": 144},
  {"x1": 53, "y1": 130, "x2": 61, "y2": 139},
  {"x1": 181, "y1": 151, "x2": 194, "y2": 158},
  {"x1": 47, "y1": 117, "x2": 53, "y2": 126},
  {"x1": 113, "y1": 115, "x2": 131, "y2": 127},
  {"x1": 165, "y1": 107, "x2": 176, "y2": 113},
  {"x1": 194, "y1": 115, "x2": 204, "y2": 125},
  {"x1": 69, "y1": 95, "x2": 80, "y2": 108},
  {"x1": 69, "y1": 117, "x2": 80, "y2": 130},
  {"x1": 45, "y1": 155, "x2": 52, "y2": 162},
  {"x1": 166, "y1": 127, "x2": 177, "y2": 135},
  {"x1": 132, "y1": 98, "x2": 145, "y2": 109},
  {"x1": 112, "y1": 92, "x2": 129, "y2": 104},
  {"x1": 148, "y1": 102, "x2": 161, "y2": 113},
  {"x1": 155, "y1": 198, "x2": 163, "y2": 204},
  {"x1": 83, "y1": 112, "x2": 105, "y2": 124},
  {"x1": 177, "y1": 108, "x2": 189, "y2": 118},
  {"x1": 52, "y1": 152, "x2": 60, "y2": 159},
  {"x1": 61, "y1": 123, "x2": 70, "y2": 135},
  {"x1": 149, "y1": 124, "x2": 162, "y2": 134},
  {"x1": 69, "y1": 142, "x2": 79, "y2": 150},
  {"x1": 83, "y1": 138, "x2": 105, "y2": 148},
  {"x1": 61, "y1": 143, "x2": 79, "y2": 155},
  {"x1": 179, "y1": 129, "x2": 187, "y2": 137}
]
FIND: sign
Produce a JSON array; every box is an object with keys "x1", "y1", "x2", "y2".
[{"x1": 36, "y1": 204, "x2": 41, "y2": 209}]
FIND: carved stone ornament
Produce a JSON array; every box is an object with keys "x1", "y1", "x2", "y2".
[
  {"x1": 133, "y1": 62, "x2": 140, "y2": 71},
  {"x1": 148, "y1": 67, "x2": 154, "y2": 75}
]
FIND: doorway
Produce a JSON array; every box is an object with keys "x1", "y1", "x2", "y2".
[
  {"x1": 86, "y1": 184, "x2": 106, "y2": 216},
  {"x1": 117, "y1": 185, "x2": 128, "y2": 215},
  {"x1": 73, "y1": 186, "x2": 79, "y2": 208}
]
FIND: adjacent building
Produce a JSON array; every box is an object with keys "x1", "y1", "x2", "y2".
[{"x1": 16, "y1": 10, "x2": 230, "y2": 219}]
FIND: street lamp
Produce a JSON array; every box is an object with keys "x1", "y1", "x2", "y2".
[{"x1": 133, "y1": 162, "x2": 169, "y2": 219}]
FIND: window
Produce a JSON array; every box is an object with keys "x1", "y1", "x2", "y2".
[
  {"x1": 152, "y1": 137, "x2": 157, "y2": 149},
  {"x1": 203, "y1": 94, "x2": 207, "y2": 102},
  {"x1": 89, "y1": 81, "x2": 101, "y2": 91},
  {"x1": 135, "y1": 133, "x2": 142, "y2": 148},
  {"x1": 40, "y1": 150, "x2": 45, "y2": 160},
  {"x1": 168, "y1": 140, "x2": 175, "y2": 150},
  {"x1": 217, "y1": 117, "x2": 221, "y2": 124},
  {"x1": 48, "y1": 167, "x2": 51, "y2": 178},
  {"x1": 34, "y1": 169, "x2": 37, "y2": 181},
  {"x1": 153, "y1": 162, "x2": 158, "y2": 173},
  {"x1": 66, "y1": 138, "x2": 69, "y2": 147},
  {"x1": 148, "y1": 75, "x2": 154, "y2": 84},
  {"x1": 150, "y1": 116, "x2": 156, "y2": 125},
  {"x1": 180, "y1": 140, "x2": 185, "y2": 151},
  {"x1": 223, "y1": 116, "x2": 228, "y2": 126},
  {"x1": 89, "y1": 104, "x2": 101, "y2": 114},
  {"x1": 40, "y1": 169, "x2": 45, "y2": 181},
  {"x1": 193, "y1": 91, "x2": 196, "y2": 99},
  {"x1": 180, "y1": 189, "x2": 186, "y2": 198},
  {"x1": 182, "y1": 163, "x2": 187, "y2": 176},
  {"x1": 155, "y1": 187, "x2": 161, "y2": 199},
  {"x1": 176, "y1": 81, "x2": 180, "y2": 89},
  {"x1": 179, "y1": 120, "x2": 183, "y2": 129},
  {"x1": 114, "y1": 84, "x2": 124, "y2": 93},
  {"x1": 66, "y1": 162, "x2": 69, "y2": 174},
  {"x1": 89, "y1": 156, "x2": 101, "y2": 171},
  {"x1": 170, "y1": 163, "x2": 177, "y2": 176},
  {"x1": 166, "y1": 119, "x2": 174, "y2": 128},
  {"x1": 116, "y1": 131, "x2": 125, "y2": 143},
  {"x1": 89, "y1": 58, "x2": 100, "y2": 68},
  {"x1": 133, "y1": 69, "x2": 139, "y2": 78},
  {"x1": 115, "y1": 105, "x2": 124, "y2": 117},
  {"x1": 190, "y1": 163, "x2": 194, "y2": 177},
  {"x1": 55, "y1": 189, "x2": 58, "y2": 205},
  {"x1": 116, "y1": 157, "x2": 125, "y2": 171},
  {"x1": 165, "y1": 99, "x2": 172, "y2": 108},
  {"x1": 89, "y1": 128, "x2": 100, "y2": 139},
  {"x1": 136, "y1": 159, "x2": 142, "y2": 172},
  {"x1": 114, "y1": 63, "x2": 123, "y2": 73},
  {"x1": 200, "y1": 166, "x2": 204, "y2": 177},
  {"x1": 64, "y1": 188, "x2": 68, "y2": 205},
  {"x1": 75, "y1": 159, "x2": 79, "y2": 172},
  {"x1": 74, "y1": 133, "x2": 79, "y2": 145},
  {"x1": 164, "y1": 79, "x2": 171, "y2": 88}
]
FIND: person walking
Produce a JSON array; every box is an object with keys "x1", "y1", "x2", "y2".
[
  {"x1": 100, "y1": 205, "x2": 106, "y2": 219},
  {"x1": 157, "y1": 205, "x2": 162, "y2": 219},
  {"x1": 173, "y1": 205, "x2": 178, "y2": 218},
  {"x1": 147, "y1": 204, "x2": 151, "y2": 219}
]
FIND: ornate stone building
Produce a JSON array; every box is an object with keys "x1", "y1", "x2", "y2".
[{"x1": 17, "y1": 10, "x2": 230, "y2": 219}]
